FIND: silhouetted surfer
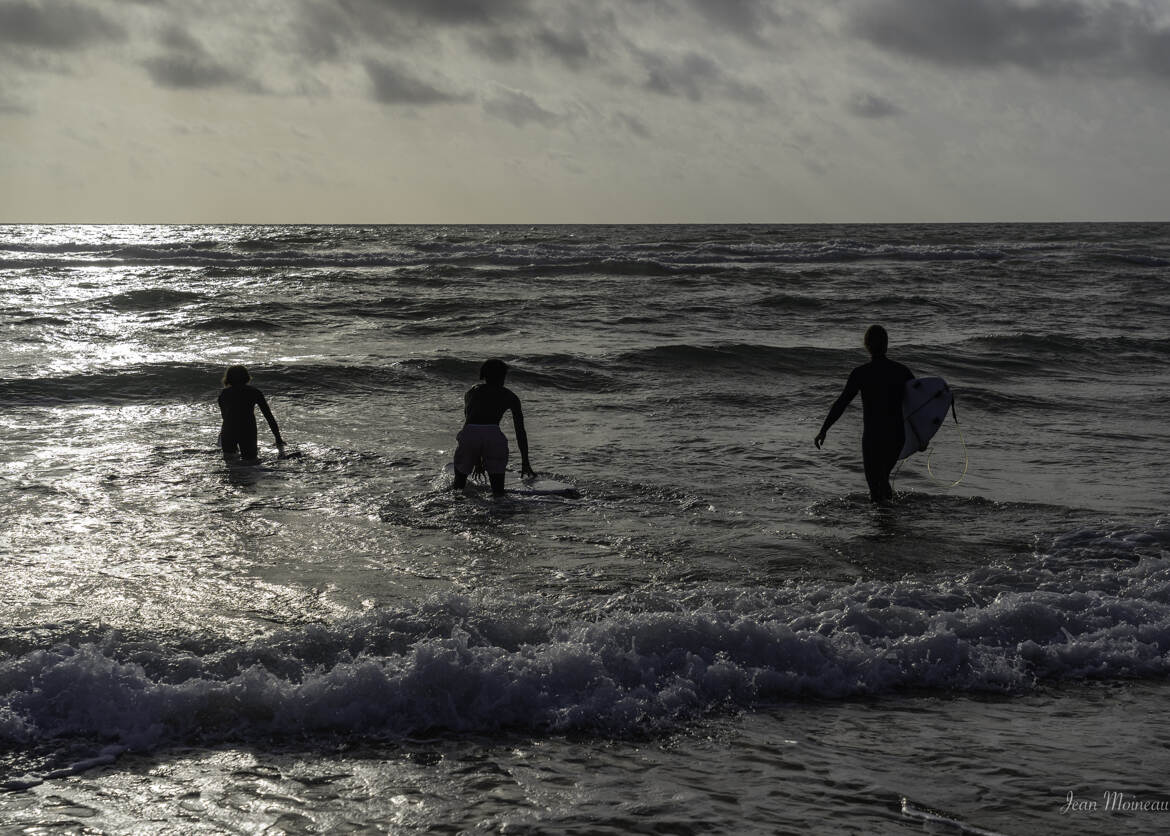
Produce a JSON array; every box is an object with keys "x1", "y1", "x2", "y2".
[
  {"x1": 452, "y1": 359, "x2": 535, "y2": 496},
  {"x1": 218, "y1": 365, "x2": 285, "y2": 464},
  {"x1": 814, "y1": 325, "x2": 913, "y2": 503}
]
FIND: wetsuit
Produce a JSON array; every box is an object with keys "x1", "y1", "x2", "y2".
[
  {"x1": 453, "y1": 383, "x2": 530, "y2": 493},
  {"x1": 819, "y1": 355, "x2": 914, "y2": 502},
  {"x1": 218, "y1": 384, "x2": 282, "y2": 461}
]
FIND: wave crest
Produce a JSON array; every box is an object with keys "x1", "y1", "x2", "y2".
[{"x1": 2, "y1": 527, "x2": 1167, "y2": 750}]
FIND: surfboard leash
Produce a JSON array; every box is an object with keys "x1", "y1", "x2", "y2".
[
  {"x1": 925, "y1": 397, "x2": 968, "y2": 487},
  {"x1": 893, "y1": 394, "x2": 969, "y2": 492}
]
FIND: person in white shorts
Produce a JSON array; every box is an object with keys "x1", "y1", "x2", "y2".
[{"x1": 452, "y1": 359, "x2": 535, "y2": 495}]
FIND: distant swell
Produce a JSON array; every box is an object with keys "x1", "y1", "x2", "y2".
[
  {"x1": 187, "y1": 317, "x2": 282, "y2": 332},
  {"x1": 610, "y1": 343, "x2": 851, "y2": 375},
  {"x1": 0, "y1": 237, "x2": 1029, "y2": 273},
  {"x1": 101, "y1": 288, "x2": 204, "y2": 310},
  {"x1": 0, "y1": 355, "x2": 587, "y2": 403},
  {"x1": 967, "y1": 333, "x2": 1170, "y2": 367},
  {"x1": 0, "y1": 362, "x2": 417, "y2": 403},
  {"x1": 0, "y1": 348, "x2": 849, "y2": 403}
]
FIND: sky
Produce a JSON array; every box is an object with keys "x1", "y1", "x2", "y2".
[{"x1": 1, "y1": 0, "x2": 1169, "y2": 223}]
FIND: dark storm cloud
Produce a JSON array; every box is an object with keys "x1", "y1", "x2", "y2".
[
  {"x1": 0, "y1": 0, "x2": 124, "y2": 49},
  {"x1": 846, "y1": 92, "x2": 903, "y2": 119},
  {"x1": 482, "y1": 86, "x2": 560, "y2": 127},
  {"x1": 851, "y1": 0, "x2": 1170, "y2": 79},
  {"x1": 639, "y1": 49, "x2": 768, "y2": 104},
  {"x1": 364, "y1": 59, "x2": 470, "y2": 105}
]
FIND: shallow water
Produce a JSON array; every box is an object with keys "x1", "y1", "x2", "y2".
[{"x1": 4, "y1": 682, "x2": 1168, "y2": 834}]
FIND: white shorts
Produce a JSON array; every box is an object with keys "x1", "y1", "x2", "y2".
[{"x1": 454, "y1": 424, "x2": 508, "y2": 475}]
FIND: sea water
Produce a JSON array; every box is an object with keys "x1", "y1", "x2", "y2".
[{"x1": 1, "y1": 223, "x2": 1168, "y2": 834}]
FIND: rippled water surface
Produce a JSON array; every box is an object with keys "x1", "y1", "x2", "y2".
[{"x1": 2, "y1": 223, "x2": 1169, "y2": 833}]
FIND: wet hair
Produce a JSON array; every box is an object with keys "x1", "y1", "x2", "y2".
[
  {"x1": 864, "y1": 325, "x2": 889, "y2": 357},
  {"x1": 223, "y1": 365, "x2": 251, "y2": 387},
  {"x1": 479, "y1": 359, "x2": 509, "y2": 385}
]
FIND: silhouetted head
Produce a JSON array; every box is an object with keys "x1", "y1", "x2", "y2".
[
  {"x1": 223, "y1": 365, "x2": 251, "y2": 387},
  {"x1": 479, "y1": 359, "x2": 509, "y2": 385},
  {"x1": 864, "y1": 325, "x2": 889, "y2": 357}
]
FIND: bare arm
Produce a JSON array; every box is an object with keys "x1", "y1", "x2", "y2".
[
  {"x1": 256, "y1": 391, "x2": 285, "y2": 448},
  {"x1": 510, "y1": 394, "x2": 535, "y2": 477}
]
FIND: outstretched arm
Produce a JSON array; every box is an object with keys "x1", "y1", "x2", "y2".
[
  {"x1": 256, "y1": 392, "x2": 285, "y2": 450},
  {"x1": 511, "y1": 395, "x2": 535, "y2": 478},
  {"x1": 815, "y1": 371, "x2": 860, "y2": 448}
]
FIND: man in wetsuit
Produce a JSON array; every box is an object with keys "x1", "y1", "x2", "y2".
[
  {"x1": 452, "y1": 359, "x2": 535, "y2": 496},
  {"x1": 218, "y1": 365, "x2": 285, "y2": 463},
  {"x1": 814, "y1": 325, "x2": 913, "y2": 503}
]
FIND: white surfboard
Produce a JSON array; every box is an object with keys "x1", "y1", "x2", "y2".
[
  {"x1": 464, "y1": 479, "x2": 579, "y2": 499},
  {"x1": 900, "y1": 377, "x2": 953, "y2": 459},
  {"x1": 511, "y1": 477, "x2": 580, "y2": 498},
  {"x1": 443, "y1": 463, "x2": 578, "y2": 498}
]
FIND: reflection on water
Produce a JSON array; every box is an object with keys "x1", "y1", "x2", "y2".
[{"x1": 3, "y1": 223, "x2": 1169, "y2": 833}]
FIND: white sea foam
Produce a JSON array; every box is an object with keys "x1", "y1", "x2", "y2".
[{"x1": 2, "y1": 527, "x2": 1166, "y2": 751}]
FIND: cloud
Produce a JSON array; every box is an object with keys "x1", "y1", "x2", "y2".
[
  {"x1": 0, "y1": 92, "x2": 30, "y2": 114},
  {"x1": 1134, "y1": 27, "x2": 1170, "y2": 79},
  {"x1": 850, "y1": 0, "x2": 1170, "y2": 80},
  {"x1": 464, "y1": 8, "x2": 611, "y2": 69},
  {"x1": 0, "y1": 0, "x2": 124, "y2": 50},
  {"x1": 158, "y1": 24, "x2": 202, "y2": 53},
  {"x1": 285, "y1": 0, "x2": 533, "y2": 66},
  {"x1": 141, "y1": 26, "x2": 260, "y2": 91},
  {"x1": 364, "y1": 58, "x2": 469, "y2": 105},
  {"x1": 467, "y1": 32, "x2": 522, "y2": 63},
  {"x1": 536, "y1": 26, "x2": 591, "y2": 69},
  {"x1": 482, "y1": 85, "x2": 560, "y2": 127},
  {"x1": 846, "y1": 92, "x2": 903, "y2": 119},
  {"x1": 638, "y1": 48, "x2": 768, "y2": 103},
  {"x1": 371, "y1": 0, "x2": 530, "y2": 27},
  {"x1": 613, "y1": 111, "x2": 653, "y2": 139},
  {"x1": 681, "y1": 0, "x2": 782, "y2": 43},
  {"x1": 141, "y1": 54, "x2": 253, "y2": 90},
  {"x1": 290, "y1": 0, "x2": 408, "y2": 62}
]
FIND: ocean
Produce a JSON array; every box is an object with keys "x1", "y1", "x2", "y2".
[{"x1": 1, "y1": 223, "x2": 1168, "y2": 834}]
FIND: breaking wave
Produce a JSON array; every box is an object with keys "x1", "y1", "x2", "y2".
[{"x1": 1, "y1": 525, "x2": 1166, "y2": 757}]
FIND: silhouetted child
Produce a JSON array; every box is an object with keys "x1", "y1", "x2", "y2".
[
  {"x1": 218, "y1": 365, "x2": 285, "y2": 464},
  {"x1": 452, "y1": 359, "x2": 535, "y2": 495}
]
